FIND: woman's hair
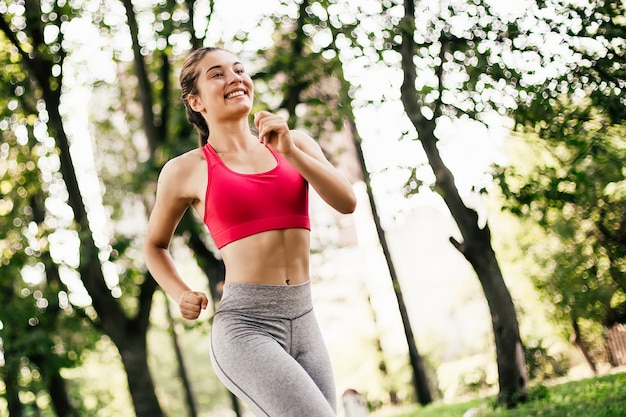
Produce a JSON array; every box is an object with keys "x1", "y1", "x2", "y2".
[{"x1": 179, "y1": 46, "x2": 223, "y2": 146}]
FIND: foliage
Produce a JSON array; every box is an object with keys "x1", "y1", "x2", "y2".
[
  {"x1": 251, "y1": 1, "x2": 353, "y2": 136},
  {"x1": 512, "y1": 0, "x2": 626, "y2": 127},
  {"x1": 495, "y1": 92, "x2": 626, "y2": 335},
  {"x1": 0, "y1": 13, "x2": 101, "y2": 414},
  {"x1": 392, "y1": 371, "x2": 626, "y2": 417},
  {"x1": 492, "y1": 0, "x2": 626, "y2": 360},
  {"x1": 523, "y1": 340, "x2": 568, "y2": 381},
  {"x1": 513, "y1": 119, "x2": 623, "y2": 359}
]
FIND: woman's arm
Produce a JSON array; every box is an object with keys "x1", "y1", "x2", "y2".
[
  {"x1": 254, "y1": 111, "x2": 357, "y2": 214},
  {"x1": 143, "y1": 157, "x2": 208, "y2": 319},
  {"x1": 288, "y1": 130, "x2": 357, "y2": 214}
]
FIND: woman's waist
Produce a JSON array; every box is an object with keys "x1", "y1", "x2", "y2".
[
  {"x1": 224, "y1": 270, "x2": 309, "y2": 286},
  {"x1": 216, "y1": 279, "x2": 313, "y2": 318}
]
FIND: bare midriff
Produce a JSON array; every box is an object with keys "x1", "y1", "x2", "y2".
[{"x1": 218, "y1": 228, "x2": 310, "y2": 285}]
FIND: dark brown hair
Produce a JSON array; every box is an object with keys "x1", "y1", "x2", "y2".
[{"x1": 179, "y1": 46, "x2": 223, "y2": 146}]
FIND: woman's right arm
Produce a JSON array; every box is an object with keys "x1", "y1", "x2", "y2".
[{"x1": 143, "y1": 158, "x2": 208, "y2": 319}]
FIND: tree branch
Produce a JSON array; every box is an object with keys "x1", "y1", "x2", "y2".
[{"x1": 121, "y1": 0, "x2": 160, "y2": 157}]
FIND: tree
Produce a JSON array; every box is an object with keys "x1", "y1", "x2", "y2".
[
  {"x1": 0, "y1": 1, "x2": 171, "y2": 414},
  {"x1": 494, "y1": 0, "x2": 625, "y2": 368},
  {"x1": 314, "y1": 0, "x2": 623, "y2": 405},
  {"x1": 0, "y1": 6, "x2": 100, "y2": 416},
  {"x1": 0, "y1": 106, "x2": 86, "y2": 417},
  {"x1": 394, "y1": 0, "x2": 528, "y2": 406}
]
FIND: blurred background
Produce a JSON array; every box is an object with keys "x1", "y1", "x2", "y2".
[{"x1": 1, "y1": 0, "x2": 624, "y2": 416}]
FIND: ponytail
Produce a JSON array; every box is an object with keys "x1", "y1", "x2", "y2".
[{"x1": 179, "y1": 47, "x2": 223, "y2": 146}]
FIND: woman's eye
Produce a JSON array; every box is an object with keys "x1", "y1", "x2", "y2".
[{"x1": 211, "y1": 72, "x2": 223, "y2": 78}]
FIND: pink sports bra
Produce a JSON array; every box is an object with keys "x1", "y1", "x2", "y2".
[{"x1": 201, "y1": 143, "x2": 310, "y2": 249}]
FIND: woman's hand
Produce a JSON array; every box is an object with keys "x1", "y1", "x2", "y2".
[
  {"x1": 178, "y1": 291, "x2": 209, "y2": 320},
  {"x1": 254, "y1": 111, "x2": 295, "y2": 155}
]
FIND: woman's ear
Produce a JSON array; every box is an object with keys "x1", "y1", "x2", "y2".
[{"x1": 188, "y1": 94, "x2": 204, "y2": 112}]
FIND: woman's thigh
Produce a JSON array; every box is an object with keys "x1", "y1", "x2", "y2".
[
  {"x1": 210, "y1": 312, "x2": 336, "y2": 417},
  {"x1": 292, "y1": 309, "x2": 337, "y2": 408}
]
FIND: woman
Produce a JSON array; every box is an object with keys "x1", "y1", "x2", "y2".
[{"x1": 143, "y1": 46, "x2": 356, "y2": 416}]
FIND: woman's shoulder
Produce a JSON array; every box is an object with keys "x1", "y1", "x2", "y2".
[
  {"x1": 158, "y1": 148, "x2": 206, "y2": 190},
  {"x1": 161, "y1": 148, "x2": 205, "y2": 174},
  {"x1": 155, "y1": 147, "x2": 207, "y2": 203}
]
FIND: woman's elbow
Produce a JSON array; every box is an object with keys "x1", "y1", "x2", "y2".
[
  {"x1": 143, "y1": 235, "x2": 168, "y2": 263},
  {"x1": 338, "y1": 192, "x2": 357, "y2": 214},
  {"x1": 143, "y1": 240, "x2": 157, "y2": 267}
]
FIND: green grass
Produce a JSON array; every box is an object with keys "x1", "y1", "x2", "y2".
[{"x1": 389, "y1": 371, "x2": 626, "y2": 417}]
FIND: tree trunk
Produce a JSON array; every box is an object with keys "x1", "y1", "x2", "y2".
[
  {"x1": 350, "y1": 121, "x2": 432, "y2": 405},
  {"x1": 179, "y1": 211, "x2": 226, "y2": 305},
  {"x1": 180, "y1": 211, "x2": 243, "y2": 417},
  {"x1": 30, "y1": 352, "x2": 80, "y2": 417},
  {"x1": 165, "y1": 300, "x2": 199, "y2": 417},
  {"x1": 31, "y1": 195, "x2": 81, "y2": 417},
  {"x1": 118, "y1": 333, "x2": 166, "y2": 417},
  {"x1": 47, "y1": 90, "x2": 165, "y2": 417},
  {"x1": 399, "y1": 0, "x2": 527, "y2": 407},
  {"x1": 364, "y1": 286, "x2": 399, "y2": 404},
  {"x1": 571, "y1": 317, "x2": 597, "y2": 374},
  {"x1": 121, "y1": 0, "x2": 159, "y2": 158},
  {"x1": 47, "y1": 373, "x2": 81, "y2": 417},
  {"x1": 10, "y1": 23, "x2": 166, "y2": 415},
  {"x1": 5, "y1": 362, "x2": 23, "y2": 417},
  {"x1": 460, "y1": 239, "x2": 528, "y2": 406}
]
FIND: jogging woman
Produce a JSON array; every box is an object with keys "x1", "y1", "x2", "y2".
[{"x1": 144, "y1": 46, "x2": 356, "y2": 416}]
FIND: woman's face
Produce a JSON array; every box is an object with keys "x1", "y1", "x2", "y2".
[{"x1": 190, "y1": 49, "x2": 254, "y2": 120}]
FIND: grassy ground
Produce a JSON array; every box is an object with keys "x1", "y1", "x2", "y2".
[{"x1": 383, "y1": 371, "x2": 626, "y2": 417}]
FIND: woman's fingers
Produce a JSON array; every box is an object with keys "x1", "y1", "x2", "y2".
[
  {"x1": 254, "y1": 112, "x2": 293, "y2": 152},
  {"x1": 178, "y1": 291, "x2": 208, "y2": 320}
]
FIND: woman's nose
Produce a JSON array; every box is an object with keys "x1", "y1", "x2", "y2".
[{"x1": 228, "y1": 71, "x2": 242, "y2": 84}]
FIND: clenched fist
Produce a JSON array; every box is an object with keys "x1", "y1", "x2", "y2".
[
  {"x1": 254, "y1": 111, "x2": 295, "y2": 155},
  {"x1": 178, "y1": 291, "x2": 209, "y2": 320}
]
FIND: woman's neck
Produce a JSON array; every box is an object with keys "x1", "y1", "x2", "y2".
[{"x1": 206, "y1": 118, "x2": 257, "y2": 153}]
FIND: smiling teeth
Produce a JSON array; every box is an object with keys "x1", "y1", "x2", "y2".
[{"x1": 226, "y1": 91, "x2": 245, "y2": 99}]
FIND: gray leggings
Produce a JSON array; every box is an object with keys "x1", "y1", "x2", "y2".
[{"x1": 210, "y1": 280, "x2": 337, "y2": 416}]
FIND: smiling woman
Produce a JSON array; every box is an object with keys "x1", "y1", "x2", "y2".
[{"x1": 143, "y1": 46, "x2": 356, "y2": 416}]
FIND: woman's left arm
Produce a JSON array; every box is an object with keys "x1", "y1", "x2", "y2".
[
  {"x1": 255, "y1": 111, "x2": 356, "y2": 214},
  {"x1": 285, "y1": 130, "x2": 357, "y2": 214}
]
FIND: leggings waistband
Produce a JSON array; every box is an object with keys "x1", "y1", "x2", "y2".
[{"x1": 217, "y1": 280, "x2": 313, "y2": 318}]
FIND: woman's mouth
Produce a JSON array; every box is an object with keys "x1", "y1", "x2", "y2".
[{"x1": 225, "y1": 90, "x2": 246, "y2": 99}]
